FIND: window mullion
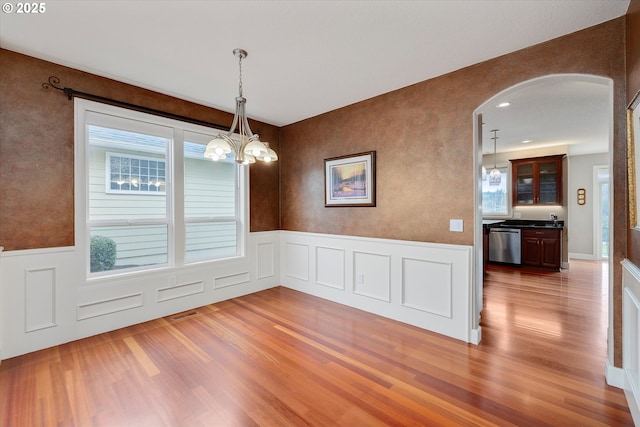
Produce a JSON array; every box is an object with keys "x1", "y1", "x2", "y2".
[
  {"x1": 185, "y1": 216, "x2": 238, "y2": 224},
  {"x1": 173, "y1": 128, "x2": 185, "y2": 266}
]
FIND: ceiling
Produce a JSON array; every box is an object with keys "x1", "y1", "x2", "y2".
[
  {"x1": 0, "y1": 1, "x2": 629, "y2": 155},
  {"x1": 480, "y1": 76, "x2": 612, "y2": 156}
]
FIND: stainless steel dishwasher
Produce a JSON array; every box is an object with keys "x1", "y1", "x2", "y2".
[{"x1": 488, "y1": 228, "x2": 521, "y2": 264}]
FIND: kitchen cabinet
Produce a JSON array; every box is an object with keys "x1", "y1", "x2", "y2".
[
  {"x1": 511, "y1": 155, "x2": 564, "y2": 205},
  {"x1": 521, "y1": 228, "x2": 561, "y2": 269}
]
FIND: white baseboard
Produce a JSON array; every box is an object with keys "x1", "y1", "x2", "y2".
[
  {"x1": 470, "y1": 327, "x2": 482, "y2": 345},
  {"x1": 606, "y1": 358, "x2": 640, "y2": 425},
  {"x1": 569, "y1": 252, "x2": 596, "y2": 261},
  {"x1": 625, "y1": 387, "x2": 640, "y2": 427},
  {"x1": 605, "y1": 358, "x2": 625, "y2": 389}
]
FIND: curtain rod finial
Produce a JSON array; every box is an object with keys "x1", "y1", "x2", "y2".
[{"x1": 42, "y1": 76, "x2": 72, "y2": 99}]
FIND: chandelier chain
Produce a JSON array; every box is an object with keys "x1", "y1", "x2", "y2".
[
  {"x1": 238, "y1": 52, "x2": 243, "y2": 98},
  {"x1": 491, "y1": 129, "x2": 498, "y2": 168}
]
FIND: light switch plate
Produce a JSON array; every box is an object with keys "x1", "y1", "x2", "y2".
[{"x1": 450, "y1": 219, "x2": 463, "y2": 232}]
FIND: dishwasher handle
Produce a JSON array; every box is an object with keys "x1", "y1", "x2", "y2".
[{"x1": 490, "y1": 228, "x2": 521, "y2": 234}]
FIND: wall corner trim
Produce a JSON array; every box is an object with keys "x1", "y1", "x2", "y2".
[{"x1": 606, "y1": 357, "x2": 625, "y2": 388}]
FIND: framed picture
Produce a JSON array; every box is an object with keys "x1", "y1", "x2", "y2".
[
  {"x1": 628, "y1": 90, "x2": 640, "y2": 228},
  {"x1": 324, "y1": 151, "x2": 376, "y2": 207}
]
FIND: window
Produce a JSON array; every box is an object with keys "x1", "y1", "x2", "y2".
[
  {"x1": 106, "y1": 153, "x2": 166, "y2": 194},
  {"x1": 77, "y1": 100, "x2": 246, "y2": 276},
  {"x1": 482, "y1": 165, "x2": 509, "y2": 216},
  {"x1": 183, "y1": 132, "x2": 239, "y2": 262}
]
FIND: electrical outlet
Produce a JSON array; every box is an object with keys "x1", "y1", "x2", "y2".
[{"x1": 550, "y1": 212, "x2": 556, "y2": 219}]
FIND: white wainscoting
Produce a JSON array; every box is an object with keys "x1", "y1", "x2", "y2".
[
  {"x1": 280, "y1": 231, "x2": 474, "y2": 342},
  {"x1": 1, "y1": 231, "x2": 476, "y2": 359},
  {"x1": 622, "y1": 259, "x2": 640, "y2": 425},
  {"x1": 0, "y1": 246, "x2": 3, "y2": 364},
  {"x1": 0, "y1": 232, "x2": 280, "y2": 360}
]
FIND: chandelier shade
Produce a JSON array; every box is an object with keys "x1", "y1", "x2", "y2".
[
  {"x1": 204, "y1": 49, "x2": 277, "y2": 165},
  {"x1": 488, "y1": 167, "x2": 502, "y2": 186}
]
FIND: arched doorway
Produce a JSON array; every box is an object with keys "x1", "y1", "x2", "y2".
[{"x1": 472, "y1": 74, "x2": 614, "y2": 352}]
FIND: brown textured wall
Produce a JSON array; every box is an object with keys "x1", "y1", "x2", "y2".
[
  {"x1": 281, "y1": 19, "x2": 625, "y2": 245},
  {"x1": 627, "y1": 0, "x2": 640, "y2": 269},
  {"x1": 280, "y1": 19, "x2": 626, "y2": 364},
  {"x1": 0, "y1": 49, "x2": 280, "y2": 251},
  {"x1": 627, "y1": 0, "x2": 640, "y2": 103},
  {"x1": 248, "y1": 125, "x2": 281, "y2": 232}
]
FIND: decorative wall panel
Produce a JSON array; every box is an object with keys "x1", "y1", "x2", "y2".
[
  {"x1": 353, "y1": 251, "x2": 390, "y2": 302},
  {"x1": 77, "y1": 292, "x2": 144, "y2": 320},
  {"x1": 402, "y1": 258, "x2": 452, "y2": 318},
  {"x1": 157, "y1": 281, "x2": 204, "y2": 302},
  {"x1": 316, "y1": 246, "x2": 345, "y2": 290},
  {"x1": 257, "y1": 242, "x2": 275, "y2": 279},
  {"x1": 285, "y1": 242, "x2": 309, "y2": 281},
  {"x1": 25, "y1": 267, "x2": 56, "y2": 332},
  {"x1": 214, "y1": 272, "x2": 250, "y2": 289}
]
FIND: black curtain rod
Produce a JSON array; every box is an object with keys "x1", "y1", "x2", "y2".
[{"x1": 42, "y1": 76, "x2": 229, "y2": 132}]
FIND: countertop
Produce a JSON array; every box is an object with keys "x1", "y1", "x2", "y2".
[{"x1": 482, "y1": 219, "x2": 564, "y2": 230}]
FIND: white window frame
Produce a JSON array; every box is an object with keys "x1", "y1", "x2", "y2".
[{"x1": 74, "y1": 99, "x2": 248, "y2": 280}]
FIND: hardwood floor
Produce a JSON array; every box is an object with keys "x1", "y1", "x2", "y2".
[{"x1": 0, "y1": 259, "x2": 634, "y2": 426}]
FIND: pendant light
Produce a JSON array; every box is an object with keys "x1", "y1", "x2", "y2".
[
  {"x1": 488, "y1": 129, "x2": 501, "y2": 186},
  {"x1": 204, "y1": 49, "x2": 277, "y2": 165}
]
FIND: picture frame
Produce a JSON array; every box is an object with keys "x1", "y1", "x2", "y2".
[
  {"x1": 324, "y1": 151, "x2": 376, "y2": 207},
  {"x1": 628, "y1": 90, "x2": 640, "y2": 229}
]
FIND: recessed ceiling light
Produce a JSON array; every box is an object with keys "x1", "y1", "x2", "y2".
[
  {"x1": 521, "y1": 139, "x2": 532, "y2": 144},
  {"x1": 496, "y1": 102, "x2": 511, "y2": 108}
]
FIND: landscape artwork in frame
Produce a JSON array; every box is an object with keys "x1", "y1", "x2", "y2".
[{"x1": 325, "y1": 151, "x2": 376, "y2": 207}]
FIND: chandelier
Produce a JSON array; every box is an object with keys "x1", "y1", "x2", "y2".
[
  {"x1": 204, "y1": 49, "x2": 278, "y2": 164},
  {"x1": 488, "y1": 129, "x2": 501, "y2": 186}
]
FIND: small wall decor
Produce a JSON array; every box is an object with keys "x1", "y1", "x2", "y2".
[
  {"x1": 577, "y1": 188, "x2": 586, "y2": 205},
  {"x1": 325, "y1": 151, "x2": 376, "y2": 207}
]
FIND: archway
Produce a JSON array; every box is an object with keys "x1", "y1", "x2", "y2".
[{"x1": 471, "y1": 74, "x2": 614, "y2": 354}]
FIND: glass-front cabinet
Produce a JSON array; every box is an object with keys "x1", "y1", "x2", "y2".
[
  {"x1": 514, "y1": 162, "x2": 535, "y2": 204},
  {"x1": 510, "y1": 155, "x2": 564, "y2": 206}
]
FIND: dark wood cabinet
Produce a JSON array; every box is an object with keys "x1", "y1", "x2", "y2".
[
  {"x1": 511, "y1": 155, "x2": 564, "y2": 205},
  {"x1": 522, "y1": 228, "x2": 561, "y2": 269}
]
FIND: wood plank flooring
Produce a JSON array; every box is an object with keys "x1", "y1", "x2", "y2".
[{"x1": 0, "y1": 259, "x2": 634, "y2": 426}]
